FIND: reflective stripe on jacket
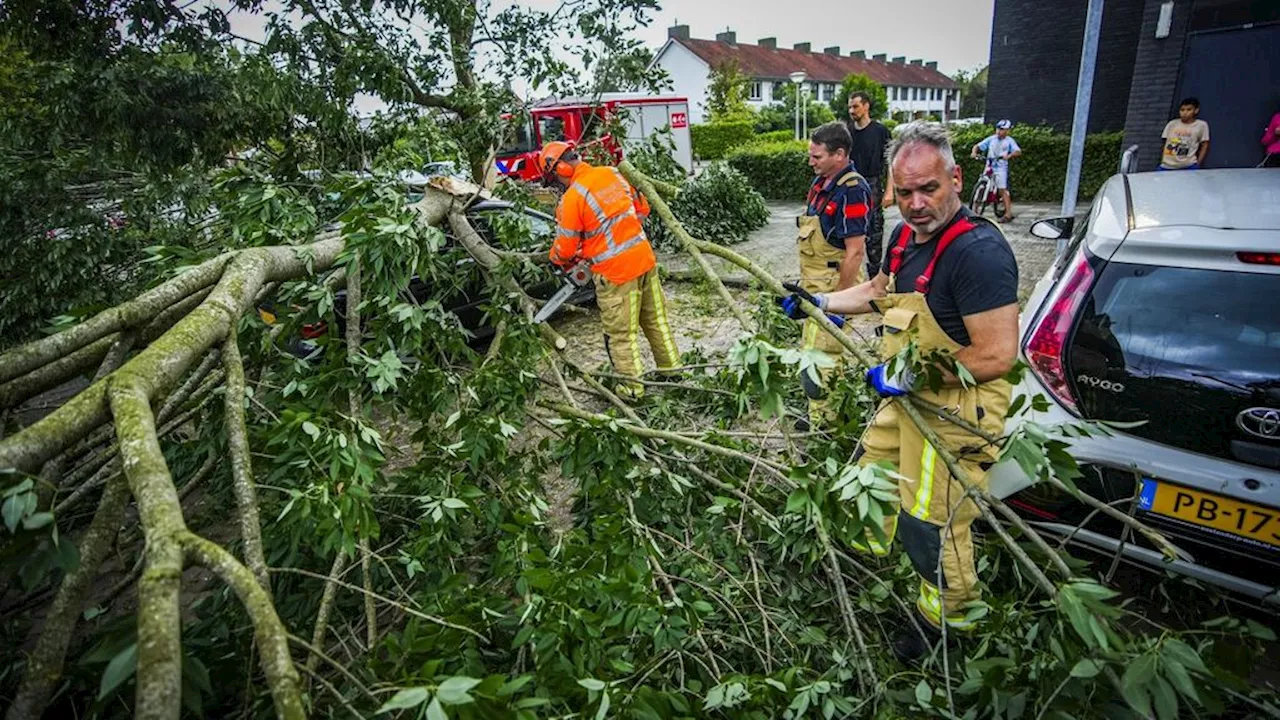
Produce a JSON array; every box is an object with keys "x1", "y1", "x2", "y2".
[{"x1": 550, "y1": 163, "x2": 656, "y2": 285}]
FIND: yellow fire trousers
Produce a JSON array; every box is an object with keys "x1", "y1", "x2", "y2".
[{"x1": 595, "y1": 268, "x2": 680, "y2": 395}]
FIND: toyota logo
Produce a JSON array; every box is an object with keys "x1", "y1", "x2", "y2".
[{"x1": 1237, "y1": 408, "x2": 1280, "y2": 440}]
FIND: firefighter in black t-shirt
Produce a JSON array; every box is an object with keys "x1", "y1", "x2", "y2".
[{"x1": 778, "y1": 122, "x2": 1020, "y2": 663}]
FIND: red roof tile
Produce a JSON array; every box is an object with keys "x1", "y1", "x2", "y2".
[{"x1": 674, "y1": 37, "x2": 957, "y2": 89}]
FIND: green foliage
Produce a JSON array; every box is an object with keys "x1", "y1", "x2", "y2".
[
  {"x1": 724, "y1": 140, "x2": 814, "y2": 200},
  {"x1": 627, "y1": 129, "x2": 688, "y2": 186},
  {"x1": 953, "y1": 65, "x2": 988, "y2": 118},
  {"x1": 952, "y1": 124, "x2": 1124, "y2": 202},
  {"x1": 755, "y1": 83, "x2": 837, "y2": 133},
  {"x1": 831, "y1": 73, "x2": 888, "y2": 120},
  {"x1": 705, "y1": 59, "x2": 754, "y2": 123},
  {"x1": 690, "y1": 121, "x2": 756, "y2": 160},
  {"x1": 747, "y1": 129, "x2": 796, "y2": 146},
  {"x1": 728, "y1": 126, "x2": 1124, "y2": 203},
  {"x1": 7, "y1": 4, "x2": 1280, "y2": 720},
  {"x1": 0, "y1": 7, "x2": 372, "y2": 346},
  {"x1": 645, "y1": 163, "x2": 769, "y2": 250}
]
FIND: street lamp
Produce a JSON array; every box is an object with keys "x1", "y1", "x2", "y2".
[{"x1": 789, "y1": 71, "x2": 807, "y2": 141}]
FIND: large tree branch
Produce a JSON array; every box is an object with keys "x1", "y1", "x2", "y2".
[
  {"x1": 223, "y1": 335, "x2": 271, "y2": 592},
  {"x1": 0, "y1": 234, "x2": 343, "y2": 475}
]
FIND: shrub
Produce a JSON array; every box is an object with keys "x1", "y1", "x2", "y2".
[
  {"x1": 746, "y1": 130, "x2": 795, "y2": 146},
  {"x1": 949, "y1": 125, "x2": 1123, "y2": 203},
  {"x1": 728, "y1": 126, "x2": 1125, "y2": 203},
  {"x1": 690, "y1": 121, "x2": 755, "y2": 160},
  {"x1": 645, "y1": 162, "x2": 769, "y2": 250},
  {"x1": 725, "y1": 140, "x2": 813, "y2": 200}
]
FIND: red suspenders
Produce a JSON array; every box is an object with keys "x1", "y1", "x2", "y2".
[{"x1": 886, "y1": 218, "x2": 977, "y2": 294}]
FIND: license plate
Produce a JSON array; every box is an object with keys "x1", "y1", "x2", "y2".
[{"x1": 1138, "y1": 479, "x2": 1280, "y2": 550}]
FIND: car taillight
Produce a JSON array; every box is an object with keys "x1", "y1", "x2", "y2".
[
  {"x1": 1238, "y1": 251, "x2": 1280, "y2": 266},
  {"x1": 1024, "y1": 251, "x2": 1095, "y2": 415},
  {"x1": 300, "y1": 322, "x2": 328, "y2": 339}
]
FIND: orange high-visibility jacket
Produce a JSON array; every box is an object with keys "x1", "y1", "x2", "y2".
[{"x1": 550, "y1": 163, "x2": 656, "y2": 285}]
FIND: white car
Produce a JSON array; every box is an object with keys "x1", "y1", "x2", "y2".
[{"x1": 989, "y1": 169, "x2": 1280, "y2": 605}]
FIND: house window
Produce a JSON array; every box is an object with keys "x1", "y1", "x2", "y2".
[
  {"x1": 890, "y1": 87, "x2": 898, "y2": 101},
  {"x1": 821, "y1": 83, "x2": 834, "y2": 101},
  {"x1": 770, "y1": 82, "x2": 781, "y2": 101},
  {"x1": 913, "y1": 87, "x2": 920, "y2": 100},
  {"x1": 749, "y1": 81, "x2": 762, "y2": 101}
]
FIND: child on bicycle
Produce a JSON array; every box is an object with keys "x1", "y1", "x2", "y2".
[{"x1": 970, "y1": 119, "x2": 1022, "y2": 223}]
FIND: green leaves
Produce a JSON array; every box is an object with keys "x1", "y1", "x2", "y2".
[
  {"x1": 2, "y1": 478, "x2": 51, "y2": 534},
  {"x1": 436, "y1": 676, "x2": 481, "y2": 705},
  {"x1": 377, "y1": 687, "x2": 429, "y2": 712},
  {"x1": 376, "y1": 677, "x2": 481, "y2": 715},
  {"x1": 98, "y1": 643, "x2": 137, "y2": 700}
]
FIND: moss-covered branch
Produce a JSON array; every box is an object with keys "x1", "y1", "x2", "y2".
[
  {"x1": 107, "y1": 377, "x2": 186, "y2": 720},
  {"x1": 305, "y1": 551, "x2": 349, "y2": 676},
  {"x1": 0, "y1": 335, "x2": 118, "y2": 411},
  {"x1": 223, "y1": 335, "x2": 270, "y2": 592},
  {"x1": 0, "y1": 253, "x2": 232, "y2": 385},
  {"x1": 0, "y1": 235, "x2": 344, "y2": 474},
  {"x1": 182, "y1": 533, "x2": 304, "y2": 720}
]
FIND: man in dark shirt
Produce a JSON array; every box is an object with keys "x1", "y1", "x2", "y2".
[
  {"x1": 795, "y1": 121, "x2": 873, "y2": 426},
  {"x1": 778, "y1": 122, "x2": 1018, "y2": 663},
  {"x1": 845, "y1": 91, "x2": 895, "y2": 280}
]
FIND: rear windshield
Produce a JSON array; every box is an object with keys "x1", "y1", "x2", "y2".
[{"x1": 1081, "y1": 264, "x2": 1279, "y2": 383}]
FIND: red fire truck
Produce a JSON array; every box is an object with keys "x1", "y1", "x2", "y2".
[{"x1": 496, "y1": 93, "x2": 693, "y2": 182}]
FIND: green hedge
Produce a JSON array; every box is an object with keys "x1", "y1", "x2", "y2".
[
  {"x1": 726, "y1": 126, "x2": 1124, "y2": 203},
  {"x1": 690, "y1": 121, "x2": 755, "y2": 160},
  {"x1": 950, "y1": 126, "x2": 1123, "y2": 203},
  {"x1": 746, "y1": 130, "x2": 795, "y2": 146},
  {"x1": 724, "y1": 140, "x2": 813, "y2": 200}
]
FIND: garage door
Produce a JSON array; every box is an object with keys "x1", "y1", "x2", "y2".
[{"x1": 1175, "y1": 23, "x2": 1280, "y2": 168}]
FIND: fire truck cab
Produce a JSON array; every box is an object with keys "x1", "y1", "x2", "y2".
[{"x1": 497, "y1": 94, "x2": 693, "y2": 182}]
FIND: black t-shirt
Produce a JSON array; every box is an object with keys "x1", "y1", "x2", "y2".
[
  {"x1": 879, "y1": 208, "x2": 1019, "y2": 346},
  {"x1": 846, "y1": 119, "x2": 891, "y2": 185}
]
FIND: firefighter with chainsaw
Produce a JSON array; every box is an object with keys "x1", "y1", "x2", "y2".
[
  {"x1": 794, "y1": 122, "x2": 873, "y2": 429},
  {"x1": 540, "y1": 141, "x2": 680, "y2": 399},
  {"x1": 779, "y1": 123, "x2": 1019, "y2": 662}
]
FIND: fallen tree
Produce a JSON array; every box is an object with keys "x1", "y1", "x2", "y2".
[{"x1": 0, "y1": 171, "x2": 1276, "y2": 720}]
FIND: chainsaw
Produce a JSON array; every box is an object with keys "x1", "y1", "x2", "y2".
[{"x1": 533, "y1": 260, "x2": 593, "y2": 324}]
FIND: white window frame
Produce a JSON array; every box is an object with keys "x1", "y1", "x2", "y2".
[{"x1": 749, "y1": 81, "x2": 762, "y2": 101}]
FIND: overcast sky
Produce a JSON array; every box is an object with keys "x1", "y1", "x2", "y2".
[
  {"x1": 222, "y1": 0, "x2": 995, "y2": 112},
  {"x1": 629, "y1": 0, "x2": 995, "y2": 76}
]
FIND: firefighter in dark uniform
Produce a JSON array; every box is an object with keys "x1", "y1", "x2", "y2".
[
  {"x1": 779, "y1": 122, "x2": 1020, "y2": 662},
  {"x1": 795, "y1": 122, "x2": 873, "y2": 427}
]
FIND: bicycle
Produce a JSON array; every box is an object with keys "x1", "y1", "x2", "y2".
[{"x1": 969, "y1": 156, "x2": 1007, "y2": 219}]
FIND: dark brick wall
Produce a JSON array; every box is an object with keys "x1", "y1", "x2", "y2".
[
  {"x1": 986, "y1": 0, "x2": 1145, "y2": 133},
  {"x1": 1122, "y1": 0, "x2": 1194, "y2": 170}
]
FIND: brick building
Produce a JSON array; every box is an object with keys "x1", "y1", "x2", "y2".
[{"x1": 986, "y1": 0, "x2": 1280, "y2": 170}]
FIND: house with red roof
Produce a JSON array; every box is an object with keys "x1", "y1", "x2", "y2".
[{"x1": 651, "y1": 25, "x2": 960, "y2": 124}]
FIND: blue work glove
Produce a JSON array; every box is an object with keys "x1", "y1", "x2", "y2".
[
  {"x1": 779, "y1": 282, "x2": 845, "y2": 328},
  {"x1": 865, "y1": 363, "x2": 916, "y2": 397}
]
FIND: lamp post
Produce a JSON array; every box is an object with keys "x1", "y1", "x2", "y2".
[{"x1": 789, "y1": 71, "x2": 807, "y2": 141}]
